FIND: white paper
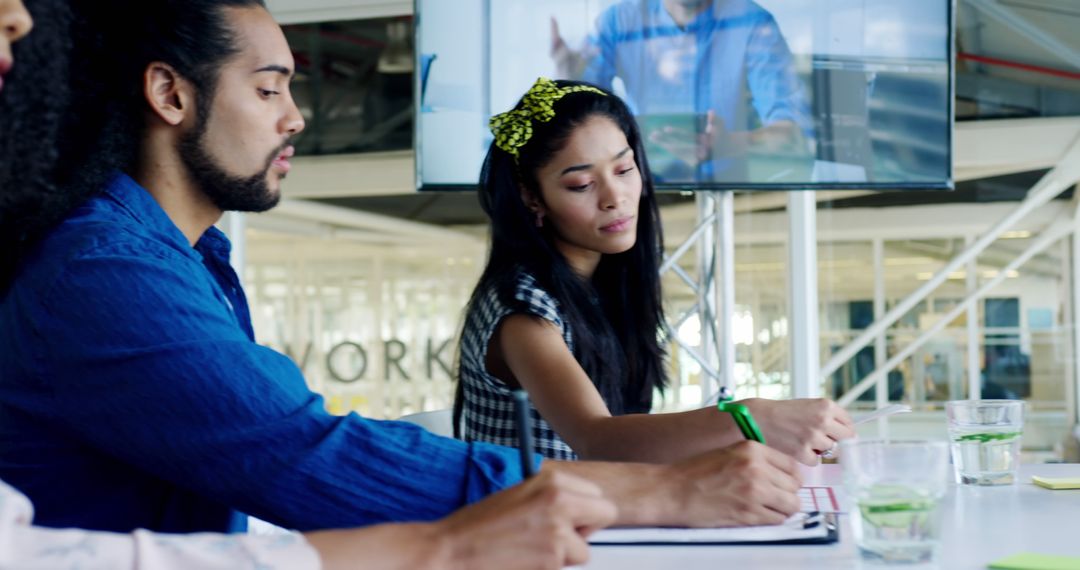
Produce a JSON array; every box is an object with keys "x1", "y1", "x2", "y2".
[
  {"x1": 589, "y1": 514, "x2": 828, "y2": 544},
  {"x1": 800, "y1": 486, "x2": 846, "y2": 514}
]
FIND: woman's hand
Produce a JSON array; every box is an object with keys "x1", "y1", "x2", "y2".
[{"x1": 740, "y1": 398, "x2": 855, "y2": 465}]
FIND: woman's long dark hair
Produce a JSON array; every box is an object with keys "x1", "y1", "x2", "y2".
[{"x1": 454, "y1": 80, "x2": 667, "y2": 432}]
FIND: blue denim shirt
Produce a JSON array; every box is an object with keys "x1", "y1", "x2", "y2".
[{"x1": 0, "y1": 172, "x2": 528, "y2": 533}]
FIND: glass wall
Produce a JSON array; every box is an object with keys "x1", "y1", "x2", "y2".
[
  {"x1": 256, "y1": 2, "x2": 1080, "y2": 460},
  {"x1": 245, "y1": 191, "x2": 1077, "y2": 462},
  {"x1": 245, "y1": 231, "x2": 485, "y2": 418}
]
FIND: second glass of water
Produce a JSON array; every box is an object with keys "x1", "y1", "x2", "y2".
[
  {"x1": 842, "y1": 440, "x2": 949, "y2": 565},
  {"x1": 945, "y1": 399, "x2": 1024, "y2": 486}
]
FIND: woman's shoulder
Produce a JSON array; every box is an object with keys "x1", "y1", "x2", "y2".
[
  {"x1": 511, "y1": 269, "x2": 563, "y2": 320},
  {"x1": 464, "y1": 266, "x2": 567, "y2": 338}
]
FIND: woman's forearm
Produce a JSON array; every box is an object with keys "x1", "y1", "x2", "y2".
[{"x1": 570, "y1": 407, "x2": 745, "y2": 463}]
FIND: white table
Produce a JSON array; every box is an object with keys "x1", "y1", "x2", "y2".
[{"x1": 583, "y1": 464, "x2": 1080, "y2": 569}]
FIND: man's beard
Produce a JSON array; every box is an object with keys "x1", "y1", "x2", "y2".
[{"x1": 178, "y1": 105, "x2": 288, "y2": 213}]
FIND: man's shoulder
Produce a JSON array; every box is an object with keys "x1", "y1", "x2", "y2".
[
  {"x1": 16, "y1": 199, "x2": 196, "y2": 297},
  {"x1": 48, "y1": 201, "x2": 188, "y2": 263}
]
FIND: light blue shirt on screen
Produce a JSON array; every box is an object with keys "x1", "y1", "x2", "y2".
[
  {"x1": 0, "y1": 172, "x2": 531, "y2": 534},
  {"x1": 580, "y1": 0, "x2": 813, "y2": 180}
]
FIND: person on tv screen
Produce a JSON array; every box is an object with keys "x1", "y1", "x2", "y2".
[
  {"x1": 454, "y1": 77, "x2": 853, "y2": 465},
  {"x1": 551, "y1": 0, "x2": 814, "y2": 184}
]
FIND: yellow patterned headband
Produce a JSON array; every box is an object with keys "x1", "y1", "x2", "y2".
[{"x1": 489, "y1": 77, "x2": 607, "y2": 160}]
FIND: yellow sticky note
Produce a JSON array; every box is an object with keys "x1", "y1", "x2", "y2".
[
  {"x1": 989, "y1": 552, "x2": 1080, "y2": 570},
  {"x1": 1031, "y1": 476, "x2": 1080, "y2": 490}
]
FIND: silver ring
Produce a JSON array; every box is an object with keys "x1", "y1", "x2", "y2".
[{"x1": 820, "y1": 441, "x2": 838, "y2": 459}]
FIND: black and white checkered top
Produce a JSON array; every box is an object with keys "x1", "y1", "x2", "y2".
[{"x1": 458, "y1": 270, "x2": 578, "y2": 460}]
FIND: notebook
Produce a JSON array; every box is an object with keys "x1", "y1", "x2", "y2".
[{"x1": 589, "y1": 512, "x2": 838, "y2": 546}]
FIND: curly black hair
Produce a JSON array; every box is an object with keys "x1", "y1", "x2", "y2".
[
  {"x1": 0, "y1": 0, "x2": 137, "y2": 287},
  {"x1": 0, "y1": 0, "x2": 266, "y2": 289},
  {"x1": 0, "y1": 0, "x2": 77, "y2": 287}
]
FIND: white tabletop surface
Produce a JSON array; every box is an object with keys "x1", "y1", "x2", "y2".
[{"x1": 580, "y1": 463, "x2": 1080, "y2": 569}]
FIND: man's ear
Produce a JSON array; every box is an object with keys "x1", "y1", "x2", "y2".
[{"x1": 143, "y1": 62, "x2": 195, "y2": 127}]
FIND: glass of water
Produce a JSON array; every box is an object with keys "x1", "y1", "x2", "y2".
[
  {"x1": 841, "y1": 440, "x2": 949, "y2": 565},
  {"x1": 946, "y1": 399, "x2": 1024, "y2": 486}
]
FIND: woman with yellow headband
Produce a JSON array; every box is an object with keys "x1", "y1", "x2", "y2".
[{"x1": 455, "y1": 78, "x2": 855, "y2": 465}]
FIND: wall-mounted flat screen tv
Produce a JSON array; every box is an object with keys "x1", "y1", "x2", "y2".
[{"x1": 416, "y1": 0, "x2": 953, "y2": 191}]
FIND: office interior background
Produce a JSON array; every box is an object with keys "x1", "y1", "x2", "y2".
[{"x1": 243, "y1": 0, "x2": 1080, "y2": 461}]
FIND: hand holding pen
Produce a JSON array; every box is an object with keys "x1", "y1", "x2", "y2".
[
  {"x1": 716, "y1": 386, "x2": 766, "y2": 444},
  {"x1": 713, "y1": 388, "x2": 856, "y2": 465}
]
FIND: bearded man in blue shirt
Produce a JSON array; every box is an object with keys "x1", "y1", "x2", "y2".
[{"x1": 0, "y1": 0, "x2": 804, "y2": 535}]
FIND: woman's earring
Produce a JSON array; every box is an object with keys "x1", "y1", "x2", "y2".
[{"x1": 535, "y1": 212, "x2": 544, "y2": 228}]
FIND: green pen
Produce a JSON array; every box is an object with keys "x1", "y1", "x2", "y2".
[{"x1": 716, "y1": 387, "x2": 766, "y2": 444}]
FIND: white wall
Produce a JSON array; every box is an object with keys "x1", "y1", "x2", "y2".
[{"x1": 266, "y1": 0, "x2": 410, "y2": 24}]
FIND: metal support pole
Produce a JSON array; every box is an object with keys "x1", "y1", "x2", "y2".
[
  {"x1": 220, "y1": 212, "x2": 247, "y2": 277},
  {"x1": 661, "y1": 192, "x2": 736, "y2": 405},
  {"x1": 695, "y1": 194, "x2": 721, "y2": 402},
  {"x1": 718, "y1": 191, "x2": 736, "y2": 396},
  {"x1": 966, "y1": 235, "x2": 982, "y2": 400},
  {"x1": 751, "y1": 291, "x2": 764, "y2": 398},
  {"x1": 873, "y1": 238, "x2": 888, "y2": 434},
  {"x1": 1071, "y1": 187, "x2": 1080, "y2": 445},
  {"x1": 789, "y1": 192, "x2": 820, "y2": 398}
]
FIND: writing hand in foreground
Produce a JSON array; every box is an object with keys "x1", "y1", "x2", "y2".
[
  {"x1": 436, "y1": 468, "x2": 618, "y2": 569},
  {"x1": 665, "y1": 440, "x2": 802, "y2": 527}
]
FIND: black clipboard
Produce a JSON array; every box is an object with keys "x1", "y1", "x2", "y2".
[{"x1": 589, "y1": 513, "x2": 839, "y2": 546}]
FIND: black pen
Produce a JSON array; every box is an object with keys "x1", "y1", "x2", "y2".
[{"x1": 512, "y1": 389, "x2": 537, "y2": 478}]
